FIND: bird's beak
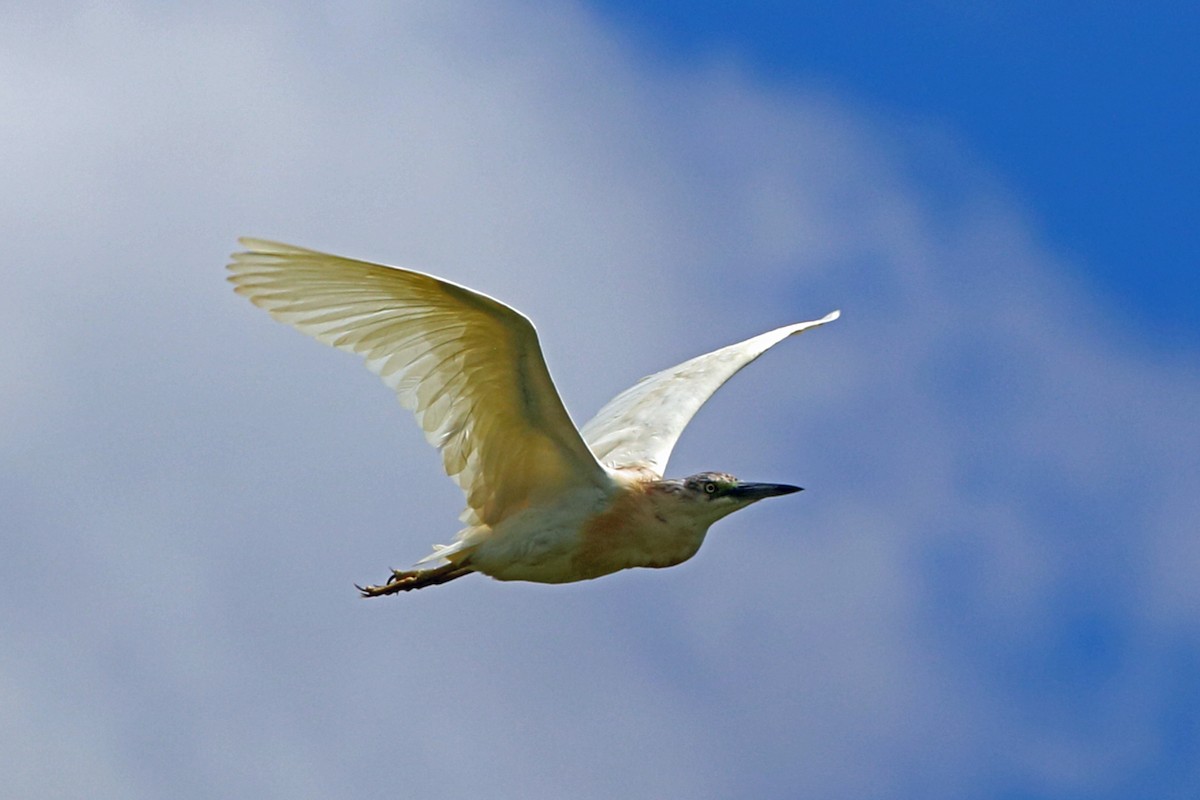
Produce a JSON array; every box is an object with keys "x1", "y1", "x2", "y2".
[{"x1": 727, "y1": 481, "x2": 803, "y2": 501}]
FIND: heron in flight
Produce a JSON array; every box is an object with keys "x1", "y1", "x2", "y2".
[{"x1": 228, "y1": 239, "x2": 839, "y2": 596}]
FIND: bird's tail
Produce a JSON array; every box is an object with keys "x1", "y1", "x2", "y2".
[{"x1": 414, "y1": 539, "x2": 474, "y2": 567}]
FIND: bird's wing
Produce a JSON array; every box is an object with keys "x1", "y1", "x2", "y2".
[
  {"x1": 228, "y1": 239, "x2": 610, "y2": 526},
  {"x1": 580, "y1": 311, "x2": 840, "y2": 476}
]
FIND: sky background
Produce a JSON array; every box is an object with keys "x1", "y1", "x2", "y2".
[
  {"x1": 3, "y1": 2, "x2": 1197, "y2": 798},
  {"x1": 592, "y1": 1, "x2": 1200, "y2": 347}
]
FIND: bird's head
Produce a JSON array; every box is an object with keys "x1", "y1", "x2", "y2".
[{"x1": 654, "y1": 471, "x2": 801, "y2": 525}]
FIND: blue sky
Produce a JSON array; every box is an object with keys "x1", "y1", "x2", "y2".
[
  {"x1": 589, "y1": 2, "x2": 1200, "y2": 345},
  {"x1": 2, "y1": 2, "x2": 1198, "y2": 798}
]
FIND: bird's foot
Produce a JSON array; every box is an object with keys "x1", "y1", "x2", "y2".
[
  {"x1": 355, "y1": 568, "x2": 422, "y2": 597},
  {"x1": 355, "y1": 563, "x2": 473, "y2": 597}
]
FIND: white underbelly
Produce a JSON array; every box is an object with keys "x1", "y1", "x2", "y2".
[{"x1": 467, "y1": 503, "x2": 709, "y2": 584}]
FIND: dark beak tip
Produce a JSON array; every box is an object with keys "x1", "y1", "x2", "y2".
[{"x1": 734, "y1": 482, "x2": 804, "y2": 500}]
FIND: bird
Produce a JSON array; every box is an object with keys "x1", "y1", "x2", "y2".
[{"x1": 227, "y1": 239, "x2": 839, "y2": 596}]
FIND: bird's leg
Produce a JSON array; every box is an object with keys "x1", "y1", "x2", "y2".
[{"x1": 355, "y1": 562, "x2": 474, "y2": 597}]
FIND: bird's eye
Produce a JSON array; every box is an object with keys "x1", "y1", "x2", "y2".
[{"x1": 704, "y1": 482, "x2": 718, "y2": 495}]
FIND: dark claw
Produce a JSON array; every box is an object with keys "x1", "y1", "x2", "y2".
[{"x1": 356, "y1": 581, "x2": 393, "y2": 598}]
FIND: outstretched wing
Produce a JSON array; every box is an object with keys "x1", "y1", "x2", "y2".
[
  {"x1": 228, "y1": 239, "x2": 610, "y2": 526},
  {"x1": 580, "y1": 311, "x2": 840, "y2": 476}
]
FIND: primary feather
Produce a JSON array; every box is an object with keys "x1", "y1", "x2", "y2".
[
  {"x1": 227, "y1": 239, "x2": 610, "y2": 527},
  {"x1": 581, "y1": 311, "x2": 840, "y2": 476}
]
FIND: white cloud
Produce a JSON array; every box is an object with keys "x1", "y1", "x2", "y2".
[{"x1": 2, "y1": 1, "x2": 1196, "y2": 797}]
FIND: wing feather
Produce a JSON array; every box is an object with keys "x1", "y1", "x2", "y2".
[
  {"x1": 580, "y1": 312, "x2": 840, "y2": 477},
  {"x1": 228, "y1": 239, "x2": 610, "y2": 526}
]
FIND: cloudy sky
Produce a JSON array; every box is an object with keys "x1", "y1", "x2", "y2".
[{"x1": 4, "y1": 2, "x2": 1197, "y2": 798}]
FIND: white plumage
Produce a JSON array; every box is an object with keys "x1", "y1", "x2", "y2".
[{"x1": 229, "y1": 239, "x2": 839, "y2": 595}]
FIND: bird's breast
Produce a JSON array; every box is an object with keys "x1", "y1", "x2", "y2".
[
  {"x1": 468, "y1": 485, "x2": 709, "y2": 583},
  {"x1": 569, "y1": 488, "x2": 708, "y2": 579}
]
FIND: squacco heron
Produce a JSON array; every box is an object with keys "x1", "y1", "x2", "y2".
[{"x1": 228, "y1": 239, "x2": 839, "y2": 596}]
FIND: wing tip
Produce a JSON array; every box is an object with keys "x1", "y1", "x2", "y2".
[
  {"x1": 227, "y1": 237, "x2": 321, "y2": 281},
  {"x1": 782, "y1": 309, "x2": 841, "y2": 337}
]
